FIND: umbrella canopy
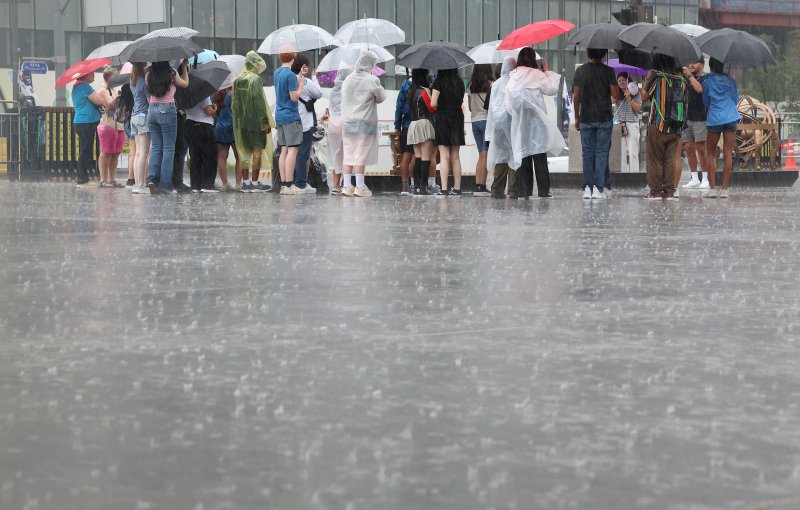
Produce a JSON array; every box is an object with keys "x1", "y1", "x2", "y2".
[
  {"x1": 696, "y1": 28, "x2": 776, "y2": 70},
  {"x1": 138, "y1": 27, "x2": 198, "y2": 41},
  {"x1": 334, "y1": 18, "x2": 405, "y2": 47},
  {"x1": 118, "y1": 36, "x2": 202, "y2": 63},
  {"x1": 193, "y1": 49, "x2": 220, "y2": 66},
  {"x1": 317, "y1": 43, "x2": 394, "y2": 72},
  {"x1": 467, "y1": 40, "x2": 537, "y2": 64},
  {"x1": 670, "y1": 24, "x2": 710, "y2": 38},
  {"x1": 218, "y1": 54, "x2": 246, "y2": 89},
  {"x1": 87, "y1": 40, "x2": 134, "y2": 60},
  {"x1": 497, "y1": 19, "x2": 575, "y2": 50},
  {"x1": 618, "y1": 23, "x2": 702, "y2": 65},
  {"x1": 606, "y1": 58, "x2": 648, "y2": 77},
  {"x1": 317, "y1": 66, "x2": 385, "y2": 85},
  {"x1": 55, "y1": 57, "x2": 111, "y2": 88},
  {"x1": 396, "y1": 42, "x2": 473, "y2": 70},
  {"x1": 108, "y1": 62, "x2": 133, "y2": 88},
  {"x1": 617, "y1": 47, "x2": 655, "y2": 70},
  {"x1": 564, "y1": 22, "x2": 625, "y2": 51},
  {"x1": 258, "y1": 24, "x2": 340, "y2": 54},
  {"x1": 175, "y1": 60, "x2": 231, "y2": 109}
]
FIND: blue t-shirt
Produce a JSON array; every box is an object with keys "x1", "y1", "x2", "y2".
[
  {"x1": 274, "y1": 66, "x2": 300, "y2": 126},
  {"x1": 72, "y1": 82, "x2": 101, "y2": 124},
  {"x1": 131, "y1": 78, "x2": 150, "y2": 116},
  {"x1": 214, "y1": 92, "x2": 234, "y2": 144}
]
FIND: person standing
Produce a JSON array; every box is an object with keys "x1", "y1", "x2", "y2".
[
  {"x1": 146, "y1": 60, "x2": 189, "y2": 194},
  {"x1": 96, "y1": 66, "x2": 126, "y2": 188},
  {"x1": 394, "y1": 69, "x2": 415, "y2": 195},
  {"x1": 613, "y1": 72, "x2": 643, "y2": 174},
  {"x1": 641, "y1": 55, "x2": 687, "y2": 200},
  {"x1": 327, "y1": 67, "x2": 352, "y2": 195},
  {"x1": 680, "y1": 58, "x2": 709, "y2": 190},
  {"x1": 291, "y1": 54, "x2": 322, "y2": 194},
  {"x1": 505, "y1": 48, "x2": 563, "y2": 199},
  {"x1": 129, "y1": 62, "x2": 151, "y2": 194},
  {"x1": 233, "y1": 51, "x2": 275, "y2": 192},
  {"x1": 341, "y1": 50, "x2": 387, "y2": 197},
  {"x1": 72, "y1": 72, "x2": 104, "y2": 189},
  {"x1": 431, "y1": 68, "x2": 466, "y2": 197},
  {"x1": 120, "y1": 82, "x2": 135, "y2": 188},
  {"x1": 572, "y1": 48, "x2": 618, "y2": 199},
  {"x1": 702, "y1": 57, "x2": 741, "y2": 199},
  {"x1": 486, "y1": 57, "x2": 519, "y2": 199},
  {"x1": 212, "y1": 88, "x2": 238, "y2": 191},
  {"x1": 185, "y1": 95, "x2": 218, "y2": 192},
  {"x1": 468, "y1": 64, "x2": 494, "y2": 197},
  {"x1": 274, "y1": 46, "x2": 304, "y2": 195},
  {"x1": 406, "y1": 68, "x2": 436, "y2": 196}
]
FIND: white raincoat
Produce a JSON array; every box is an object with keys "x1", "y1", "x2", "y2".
[
  {"x1": 326, "y1": 66, "x2": 352, "y2": 174},
  {"x1": 341, "y1": 50, "x2": 387, "y2": 166},
  {"x1": 505, "y1": 65, "x2": 565, "y2": 170},
  {"x1": 486, "y1": 57, "x2": 516, "y2": 170}
]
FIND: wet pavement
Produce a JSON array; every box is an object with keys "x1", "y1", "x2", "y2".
[{"x1": 1, "y1": 180, "x2": 800, "y2": 510}]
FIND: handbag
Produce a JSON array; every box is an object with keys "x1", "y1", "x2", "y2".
[{"x1": 620, "y1": 122, "x2": 629, "y2": 137}]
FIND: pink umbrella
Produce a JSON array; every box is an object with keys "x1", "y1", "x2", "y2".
[{"x1": 317, "y1": 66, "x2": 385, "y2": 85}]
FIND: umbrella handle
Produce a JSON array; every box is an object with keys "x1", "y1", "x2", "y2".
[{"x1": 193, "y1": 53, "x2": 198, "y2": 69}]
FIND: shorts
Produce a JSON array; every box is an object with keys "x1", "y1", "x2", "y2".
[
  {"x1": 682, "y1": 120, "x2": 707, "y2": 142},
  {"x1": 472, "y1": 120, "x2": 488, "y2": 152},
  {"x1": 276, "y1": 120, "x2": 303, "y2": 147},
  {"x1": 399, "y1": 127, "x2": 414, "y2": 153},
  {"x1": 130, "y1": 113, "x2": 149, "y2": 136},
  {"x1": 97, "y1": 124, "x2": 126, "y2": 154},
  {"x1": 707, "y1": 121, "x2": 739, "y2": 133}
]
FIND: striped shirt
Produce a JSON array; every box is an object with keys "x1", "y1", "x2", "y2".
[
  {"x1": 614, "y1": 93, "x2": 641, "y2": 124},
  {"x1": 645, "y1": 72, "x2": 687, "y2": 134}
]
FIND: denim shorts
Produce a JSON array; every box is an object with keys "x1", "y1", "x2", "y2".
[
  {"x1": 130, "y1": 113, "x2": 149, "y2": 136},
  {"x1": 472, "y1": 120, "x2": 487, "y2": 152},
  {"x1": 707, "y1": 121, "x2": 739, "y2": 133}
]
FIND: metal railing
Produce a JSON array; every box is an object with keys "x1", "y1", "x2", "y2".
[{"x1": 0, "y1": 100, "x2": 22, "y2": 180}]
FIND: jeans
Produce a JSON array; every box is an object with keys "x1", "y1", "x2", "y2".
[
  {"x1": 74, "y1": 122, "x2": 98, "y2": 184},
  {"x1": 580, "y1": 121, "x2": 612, "y2": 191},
  {"x1": 294, "y1": 129, "x2": 314, "y2": 188},
  {"x1": 186, "y1": 120, "x2": 217, "y2": 190},
  {"x1": 147, "y1": 103, "x2": 177, "y2": 190}
]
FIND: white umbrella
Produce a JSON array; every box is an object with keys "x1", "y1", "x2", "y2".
[
  {"x1": 138, "y1": 27, "x2": 198, "y2": 41},
  {"x1": 87, "y1": 40, "x2": 134, "y2": 60},
  {"x1": 258, "y1": 24, "x2": 340, "y2": 54},
  {"x1": 670, "y1": 24, "x2": 709, "y2": 38},
  {"x1": 317, "y1": 43, "x2": 394, "y2": 73},
  {"x1": 218, "y1": 54, "x2": 246, "y2": 89},
  {"x1": 334, "y1": 18, "x2": 405, "y2": 47},
  {"x1": 467, "y1": 40, "x2": 539, "y2": 65}
]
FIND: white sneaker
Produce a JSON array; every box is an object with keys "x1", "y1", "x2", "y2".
[
  {"x1": 683, "y1": 179, "x2": 701, "y2": 189},
  {"x1": 698, "y1": 180, "x2": 710, "y2": 190},
  {"x1": 702, "y1": 188, "x2": 718, "y2": 198},
  {"x1": 287, "y1": 185, "x2": 303, "y2": 195},
  {"x1": 674, "y1": 188, "x2": 680, "y2": 198},
  {"x1": 354, "y1": 185, "x2": 373, "y2": 197},
  {"x1": 718, "y1": 189, "x2": 729, "y2": 199},
  {"x1": 131, "y1": 185, "x2": 149, "y2": 194},
  {"x1": 582, "y1": 186, "x2": 592, "y2": 199},
  {"x1": 341, "y1": 185, "x2": 355, "y2": 197},
  {"x1": 302, "y1": 184, "x2": 317, "y2": 194},
  {"x1": 591, "y1": 186, "x2": 607, "y2": 200}
]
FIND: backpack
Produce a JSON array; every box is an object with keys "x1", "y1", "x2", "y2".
[{"x1": 652, "y1": 72, "x2": 687, "y2": 129}]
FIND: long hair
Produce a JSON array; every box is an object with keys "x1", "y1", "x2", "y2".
[
  {"x1": 131, "y1": 62, "x2": 146, "y2": 86},
  {"x1": 408, "y1": 68, "x2": 430, "y2": 105},
  {"x1": 709, "y1": 57, "x2": 724, "y2": 74},
  {"x1": 468, "y1": 64, "x2": 494, "y2": 93},
  {"x1": 146, "y1": 61, "x2": 174, "y2": 99},
  {"x1": 516, "y1": 47, "x2": 538, "y2": 69},
  {"x1": 653, "y1": 54, "x2": 678, "y2": 73},
  {"x1": 435, "y1": 68, "x2": 464, "y2": 102},
  {"x1": 616, "y1": 71, "x2": 630, "y2": 96}
]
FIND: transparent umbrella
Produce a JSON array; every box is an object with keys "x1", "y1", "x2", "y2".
[
  {"x1": 258, "y1": 24, "x2": 340, "y2": 54},
  {"x1": 317, "y1": 43, "x2": 394, "y2": 73},
  {"x1": 467, "y1": 40, "x2": 537, "y2": 65},
  {"x1": 670, "y1": 24, "x2": 710, "y2": 39},
  {"x1": 218, "y1": 54, "x2": 245, "y2": 89},
  {"x1": 334, "y1": 18, "x2": 405, "y2": 47},
  {"x1": 87, "y1": 40, "x2": 134, "y2": 60}
]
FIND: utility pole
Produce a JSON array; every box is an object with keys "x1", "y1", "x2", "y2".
[
  {"x1": 557, "y1": 0, "x2": 566, "y2": 133},
  {"x1": 10, "y1": 0, "x2": 19, "y2": 105},
  {"x1": 54, "y1": 0, "x2": 72, "y2": 107}
]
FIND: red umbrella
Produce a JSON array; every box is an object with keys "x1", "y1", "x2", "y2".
[
  {"x1": 497, "y1": 19, "x2": 575, "y2": 50},
  {"x1": 55, "y1": 57, "x2": 111, "y2": 88}
]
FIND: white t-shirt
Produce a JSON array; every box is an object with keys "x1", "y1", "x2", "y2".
[
  {"x1": 186, "y1": 97, "x2": 214, "y2": 125},
  {"x1": 298, "y1": 76, "x2": 323, "y2": 133}
]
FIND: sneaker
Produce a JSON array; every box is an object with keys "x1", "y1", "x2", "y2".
[
  {"x1": 163, "y1": 189, "x2": 178, "y2": 195},
  {"x1": 331, "y1": 187, "x2": 341, "y2": 196},
  {"x1": 112, "y1": 181, "x2": 125, "y2": 188},
  {"x1": 191, "y1": 188, "x2": 201, "y2": 193},
  {"x1": 201, "y1": 188, "x2": 221, "y2": 193},
  {"x1": 242, "y1": 182, "x2": 258, "y2": 192},
  {"x1": 603, "y1": 188, "x2": 612, "y2": 198},
  {"x1": 665, "y1": 191, "x2": 678, "y2": 201},
  {"x1": 429, "y1": 183, "x2": 441, "y2": 194},
  {"x1": 354, "y1": 185, "x2": 373, "y2": 197},
  {"x1": 341, "y1": 185, "x2": 355, "y2": 197},
  {"x1": 220, "y1": 183, "x2": 235, "y2": 192},
  {"x1": 400, "y1": 189, "x2": 411, "y2": 196},
  {"x1": 100, "y1": 181, "x2": 115, "y2": 188},
  {"x1": 698, "y1": 180, "x2": 710, "y2": 190},
  {"x1": 538, "y1": 193, "x2": 554, "y2": 199},
  {"x1": 702, "y1": 188, "x2": 719, "y2": 198},
  {"x1": 302, "y1": 184, "x2": 316, "y2": 194},
  {"x1": 279, "y1": 185, "x2": 288, "y2": 195},
  {"x1": 582, "y1": 186, "x2": 592, "y2": 199},
  {"x1": 125, "y1": 179, "x2": 135, "y2": 188},
  {"x1": 148, "y1": 182, "x2": 158, "y2": 195},
  {"x1": 76, "y1": 182, "x2": 95, "y2": 190},
  {"x1": 683, "y1": 179, "x2": 701, "y2": 189},
  {"x1": 449, "y1": 189, "x2": 462, "y2": 197},
  {"x1": 591, "y1": 186, "x2": 607, "y2": 200},
  {"x1": 473, "y1": 186, "x2": 491, "y2": 197},
  {"x1": 644, "y1": 192, "x2": 662, "y2": 201},
  {"x1": 718, "y1": 189, "x2": 729, "y2": 199},
  {"x1": 434, "y1": 189, "x2": 449, "y2": 198},
  {"x1": 287, "y1": 185, "x2": 304, "y2": 195},
  {"x1": 258, "y1": 183, "x2": 272, "y2": 192},
  {"x1": 674, "y1": 188, "x2": 680, "y2": 198},
  {"x1": 132, "y1": 184, "x2": 149, "y2": 194},
  {"x1": 413, "y1": 187, "x2": 430, "y2": 197}
]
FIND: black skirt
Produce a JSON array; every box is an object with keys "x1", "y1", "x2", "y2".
[{"x1": 435, "y1": 112, "x2": 465, "y2": 147}]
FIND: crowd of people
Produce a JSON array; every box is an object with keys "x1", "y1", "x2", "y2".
[{"x1": 69, "y1": 45, "x2": 741, "y2": 200}]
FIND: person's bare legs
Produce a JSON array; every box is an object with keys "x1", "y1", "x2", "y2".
[
  {"x1": 705, "y1": 132, "x2": 721, "y2": 189},
  {"x1": 135, "y1": 134, "x2": 150, "y2": 186},
  {"x1": 721, "y1": 131, "x2": 735, "y2": 190},
  {"x1": 216, "y1": 144, "x2": 230, "y2": 187},
  {"x1": 109, "y1": 153, "x2": 121, "y2": 182},
  {"x1": 127, "y1": 138, "x2": 136, "y2": 182},
  {"x1": 279, "y1": 146, "x2": 299, "y2": 184},
  {"x1": 251, "y1": 150, "x2": 262, "y2": 183},
  {"x1": 475, "y1": 149, "x2": 488, "y2": 188},
  {"x1": 438, "y1": 145, "x2": 451, "y2": 191},
  {"x1": 450, "y1": 146, "x2": 462, "y2": 190}
]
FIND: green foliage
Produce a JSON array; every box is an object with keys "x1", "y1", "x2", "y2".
[{"x1": 743, "y1": 31, "x2": 800, "y2": 107}]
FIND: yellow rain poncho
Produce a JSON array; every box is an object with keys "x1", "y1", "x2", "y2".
[{"x1": 232, "y1": 51, "x2": 275, "y2": 168}]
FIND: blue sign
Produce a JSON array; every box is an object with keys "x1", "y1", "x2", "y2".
[{"x1": 22, "y1": 61, "x2": 48, "y2": 74}]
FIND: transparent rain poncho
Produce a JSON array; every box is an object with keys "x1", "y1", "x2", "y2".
[
  {"x1": 232, "y1": 51, "x2": 275, "y2": 168},
  {"x1": 341, "y1": 50, "x2": 387, "y2": 167},
  {"x1": 326, "y1": 66, "x2": 353, "y2": 175},
  {"x1": 504, "y1": 64, "x2": 565, "y2": 170},
  {"x1": 486, "y1": 57, "x2": 516, "y2": 171}
]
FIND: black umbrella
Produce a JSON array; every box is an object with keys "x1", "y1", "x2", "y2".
[
  {"x1": 564, "y1": 22, "x2": 626, "y2": 51},
  {"x1": 696, "y1": 28, "x2": 775, "y2": 70},
  {"x1": 396, "y1": 42, "x2": 473, "y2": 70},
  {"x1": 175, "y1": 60, "x2": 231, "y2": 109},
  {"x1": 618, "y1": 23, "x2": 701, "y2": 66},
  {"x1": 617, "y1": 46, "x2": 655, "y2": 71},
  {"x1": 117, "y1": 36, "x2": 201, "y2": 63}
]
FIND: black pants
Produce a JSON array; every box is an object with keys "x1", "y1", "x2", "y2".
[
  {"x1": 518, "y1": 153, "x2": 550, "y2": 197},
  {"x1": 172, "y1": 111, "x2": 187, "y2": 188},
  {"x1": 186, "y1": 120, "x2": 217, "y2": 190},
  {"x1": 74, "y1": 122, "x2": 98, "y2": 184}
]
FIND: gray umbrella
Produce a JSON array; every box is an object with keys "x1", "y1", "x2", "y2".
[
  {"x1": 396, "y1": 42, "x2": 473, "y2": 70},
  {"x1": 564, "y1": 22, "x2": 625, "y2": 51},
  {"x1": 175, "y1": 60, "x2": 231, "y2": 109},
  {"x1": 618, "y1": 23, "x2": 701, "y2": 65},
  {"x1": 117, "y1": 36, "x2": 201, "y2": 63},
  {"x1": 696, "y1": 28, "x2": 775, "y2": 70}
]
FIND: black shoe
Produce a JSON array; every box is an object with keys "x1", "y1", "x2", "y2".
[
  {"x1": 449, "y1": 189, "x2": 462, "y2": 197},
  {"x1": 125, "y1": 179, "x2": 135, "y2": 187},
  {"x1": 176, "y1": 183, "x2": 193, "y2": 193},
  {"x1": 434, "y1": 189, "x2": 449, "y2": 198}
]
